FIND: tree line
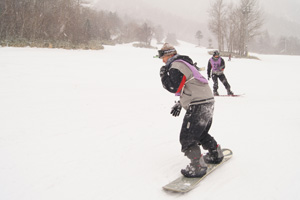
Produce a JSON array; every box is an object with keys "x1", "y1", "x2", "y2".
[
  {"x1": 207, "y1": 0, "x2": 300, "y2": 56},
  {"x1": 3, "y1": 0, "x2": 297, "y2": 55},
  {"x1": 208, "y1": 0, "x2": 264, "y2": 56},
  {"x1": 249, "y1": 30, "x2": 300, "y2": 55},
  {"x1": 0, "y1": 0, "x2": 166, "y2": 49}
]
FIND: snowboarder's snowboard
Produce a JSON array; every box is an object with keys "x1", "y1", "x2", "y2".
[
  {"x1": 215, "y1": 94, "x2": 244, "y2": 97},
  {"x1": 198, "y1": 67, "x2": 206, "y2": 71},
  {"x1": 163, "y1": 148, "x2": 233, "y2": 193}
]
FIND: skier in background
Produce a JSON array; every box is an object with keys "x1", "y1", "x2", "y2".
[
  {"x1": 158, "y1": 43, "x2": 224, "y2": 178},
  {"x1": 228, "y1": 54, "x2": 232, "y2": 61},
  {"x1": 207, "y1": 50, "x2": 234, "y2": 96}
]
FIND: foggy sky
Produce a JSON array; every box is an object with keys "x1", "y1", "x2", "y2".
[
  {"x1": 91, "y1": 0, "x2": 300, "y2": 21},
  {"x1": 91, "y1": 0, "x2": 300, "y2": 43}
]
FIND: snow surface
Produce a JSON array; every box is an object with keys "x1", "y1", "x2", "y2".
[{"x1": 0, "y1": 42, "x2": 300, "y2": 200}]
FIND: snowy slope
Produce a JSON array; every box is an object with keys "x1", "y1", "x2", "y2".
[{"x1": 0, "y1": 42, "x2": 300, "y2": 200}]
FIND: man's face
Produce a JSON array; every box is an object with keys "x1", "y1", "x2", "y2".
[{"x1": 162, "y1": 55, "x2": 172, "y2": 64}]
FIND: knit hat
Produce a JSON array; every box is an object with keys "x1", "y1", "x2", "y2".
[
  {"x1": 158, "y1": 43, "x2": 177, "y2": 58},
  {"x1": 213, "y1": 50, "x2": 220, "y2": 57}
]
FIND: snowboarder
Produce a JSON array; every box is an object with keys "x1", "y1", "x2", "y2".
[
  {"x1": 207, "y1": 50, "x2": 234, "y2": 96},
  {"x1": 158, "y1": 43, "x2": 224, "y2": 178}
]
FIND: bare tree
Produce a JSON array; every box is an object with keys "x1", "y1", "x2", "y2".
[
  {"x1": 223, "y1": 3, "x2": 239, "y2": 53},
  {"x1": 237, "y1": 0, "x2": 264, "y2": 55},
  {"x1": 209, "y1": 0, "x2": 264, "y2": 55},
  {"x1": 165, "y1": 33, "x2": 178, "y2": 46},
  {"x1": 208, "y1": 0, "x2": 227, "y2": 51},
  {"x1": 0, "y1": 0, "x2": 168, "y2": 49},
  {"x1": 208, "y1": 38, "x2": 213, "y2": 49},
  {"x1": 136, "y1": 23, "x2": 153, "y2": 46},
  {"x1": 195, "y1": 30, "x2": 203, "y2": 46},
  {"x1": 0, "y1": 0, "x2": 124, "y2": 47},
  {"x1": 153, "y1": 25, "x2": 164, "y2": 44}
]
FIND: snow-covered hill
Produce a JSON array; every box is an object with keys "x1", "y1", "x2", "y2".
[{"x1": 0, "y1": 42, "x2": 299, "y2": 200}]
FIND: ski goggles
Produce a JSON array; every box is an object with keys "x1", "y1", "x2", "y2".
[{"x1": 158, "y1": 49, "x2": 176, "y2": 58}]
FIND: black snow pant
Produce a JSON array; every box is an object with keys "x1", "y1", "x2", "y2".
[
  {"x1": 212, "y1": 73, "x2": 231, "y2": 92},
  {"x1": 180, "y1": 102, "x2": 218, "y2": 160}
]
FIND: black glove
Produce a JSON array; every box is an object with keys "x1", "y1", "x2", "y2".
[
  {"x1": 194, "y1": 62, "x2": 200, "y2": 71},
  {"x1": 160, "y1": 66, "x2": 167, "y2": 77},
  {"x1": 170, "y1": 101, "x2": 182, "y2": 117}
]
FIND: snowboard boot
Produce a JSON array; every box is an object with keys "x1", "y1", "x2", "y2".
[
  {"x1": 204, "y1": 145, "x2": 224, "y2": 164},
  {"x1": 181, "y1": 155, "x2": 207, "y2": 178},
  {"x1": 227, "y1": 90, "x2": 234, "y2": 96},
  {"x1": 213, "y1": 91, "x2": 219, "y2": 96}
]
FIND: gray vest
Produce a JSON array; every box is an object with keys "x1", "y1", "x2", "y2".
[{"x1": 171, "y1": 61, "x2": 214, "y2": 110}]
